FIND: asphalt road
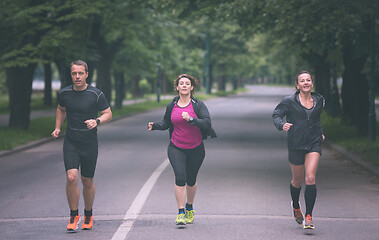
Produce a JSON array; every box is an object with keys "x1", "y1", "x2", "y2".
[{"x1": 0, "y1": 85, "x2": 379, "y2": 240}]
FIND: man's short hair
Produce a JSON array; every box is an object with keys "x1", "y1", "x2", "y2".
[{"x1": 71, "y1": 60, "x2": 88, "y2": 73}]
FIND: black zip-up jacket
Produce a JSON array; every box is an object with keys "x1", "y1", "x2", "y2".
[
  {"x1": 152, "y1": 96, "x2": 217, "y2": 140},
  {"x1": 272, "y1": 91, "x2": 325, "y2": 151}
]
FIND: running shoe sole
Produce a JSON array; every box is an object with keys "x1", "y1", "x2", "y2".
[
  {"x1": 303, "y1": 224, "x2": 315, "y2": 230},
  {"x1": 67, "y1": 217, "x2": 81, "y2": 232},
  {"x1": 82, "y1": 217, "x2": 94, "y2": 230}
]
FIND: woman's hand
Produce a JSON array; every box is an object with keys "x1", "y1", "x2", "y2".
[
  {"x1": 148, "y1": 122, "x2": 153, "y2": 131},
  {"x1": 282, "y1": 123, "x2": 293, "y2": 132},
  {"x1": 182, "y1": 112, "x2": 190, "y2": 122}
]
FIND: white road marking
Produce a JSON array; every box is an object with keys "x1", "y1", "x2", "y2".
[{"x1": 111, "y1": 158, "x2": 169, "y2": 240}]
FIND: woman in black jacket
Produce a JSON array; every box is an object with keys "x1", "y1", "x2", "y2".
[
  {"x1": 273, "y1": 71, "x2": 325, "y2": 230},
  {"x1": 148, "y1": 74, "x2": 216, "y2": 226}
]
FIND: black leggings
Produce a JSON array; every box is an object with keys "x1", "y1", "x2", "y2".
[{"x1": 167, "y1": 141, "x2": 205, "y2": 187}]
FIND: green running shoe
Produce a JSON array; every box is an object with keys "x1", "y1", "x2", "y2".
[
  {"x1": 186, "y1": 210, "x2": 195, "y2": 224},
  {"x1": 175, "y1": 213, "x2": 186, "y2": 226}
]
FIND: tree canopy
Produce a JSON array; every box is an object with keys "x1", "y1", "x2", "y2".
[{"x1": 0, "y1": 0, "x2": 378, "y2": 137}]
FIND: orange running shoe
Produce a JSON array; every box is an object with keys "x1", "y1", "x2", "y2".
[
  {"x1": 291, "y1": 201, "x2": 303, "y2": 224},
  {"x1": 82, "y1": 215, "x2": 93, "y2": 230},
  {"x1": 303, "y1": 214, "x2": 315, "y2": 229},
  {"x1": 67, "y1": 215, "x2": 81, "y2": 232}
]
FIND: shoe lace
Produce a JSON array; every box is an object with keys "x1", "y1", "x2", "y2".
[
  {"x1": 293, "y1": 208, "x2": 302, "y2": 218},
  {"x1": 84, "y1": 216, "x2": 91, "y2": 224},
  {"x1": 187, "y1": 210, "x2": 195, "y2": 218},
  {"x1": 69, "y1": 215, "x2": 76, "y2": 224},
  {"x1": 305, "y1": 214, "x2": 312, "y2": 224}
]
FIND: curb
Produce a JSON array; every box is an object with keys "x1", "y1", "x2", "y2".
[
  {"x1": 0, "y1": 111, "x2": 148, "y2": 159},
  {"x1": 325, "y1": 140, "x2": 379, "y2": 178},
  {"x1": 0, "y1": 98, "x2": 171, "y2": 159},
  {"x1": 0, "y1": 136, "x2": 56, "y2": 158}
]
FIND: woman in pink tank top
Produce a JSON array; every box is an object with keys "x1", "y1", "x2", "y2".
[{"x1": 148, "y1": 74, "x2": 216, "y2": 226}]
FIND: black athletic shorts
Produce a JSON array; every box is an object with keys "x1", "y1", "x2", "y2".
[
  {"x1": 288, "y1": 143, "x2": 322, "y2": 165},
  {"x1": 63, "y1": 137, "x2": 98, "y2": 178}
]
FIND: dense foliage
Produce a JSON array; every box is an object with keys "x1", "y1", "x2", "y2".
[{"x1": 0, "y1": 0, "x2": 378, "y2": 138}]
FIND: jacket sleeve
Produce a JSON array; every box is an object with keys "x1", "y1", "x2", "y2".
[
  {"x1": 272, "y1": 99, "x2": 289, "y2": 131},
  {"x1": 152, "y1": 102, "x2": 172, "y2": 131},
  {"x1": 189, "y1": 101, "x2": 211, "y2": 130}
]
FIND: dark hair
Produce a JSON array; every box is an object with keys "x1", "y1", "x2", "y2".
[
  {"x1": 174, "y1": 74, "x2": 199, "y2": 94},
  {"x1": 71, "y1": 60, "x2": 88, "y2": 73},
  {"x1": 295, "y1": 70, "x2": 313, "y2": 89}
]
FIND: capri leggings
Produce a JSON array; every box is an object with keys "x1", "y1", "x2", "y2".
[{"x1": 167, "y1": 141, "x2": 205, "y2": 187}]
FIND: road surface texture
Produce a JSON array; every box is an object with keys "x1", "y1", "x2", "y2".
[{"x1": 0, "y1": 85, "x2": 378, "y2": 240}]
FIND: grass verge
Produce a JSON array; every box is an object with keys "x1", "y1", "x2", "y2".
[
  {"x1": 321, "y1": 112, "x2": 379, "y2": 167},
  {"x1": 0, "y1": 89, "x2": 242, "y2": 151}
]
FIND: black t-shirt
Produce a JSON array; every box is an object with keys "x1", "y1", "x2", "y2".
[{"x1": 58, "y1": 85, "x2": 110, "y2": 142}]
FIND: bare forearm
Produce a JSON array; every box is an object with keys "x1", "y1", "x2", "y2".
[
  {"x1": 55, "y1": 108, "x2": 66, "y2": 130},
  {"x1": 98, "y1": 107, "x2": 112, "y2": 125}
]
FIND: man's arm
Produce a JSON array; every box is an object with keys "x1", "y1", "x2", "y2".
[
  {"x1": 51, "y1": 105, "x2": 66, "y2": 139},
  {"x1": 97, "y1": 107, "x2": 112, "y2": 125},
  {"x1": 84, "y1": 107, "x2": 112, "y2": 130}
]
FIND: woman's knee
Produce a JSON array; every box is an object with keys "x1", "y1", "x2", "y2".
[
  {"x1": 187, "y1": 179, "x2": 197, "y2": 187},
  {"x1": 291, "y1": 179, "x2": 302, "y2": 188},
  {"x1": 305, "y1": 175, "x2": 316, "y2": 185},
  {"x1": 175, "y1": 176, "x2": 187, "y2": 186}
]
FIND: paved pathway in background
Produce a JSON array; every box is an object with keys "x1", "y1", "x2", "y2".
[
  {"x1": 0, "y1": 85, "x2": 378, "y2": 240},
  {"x1": 0, "y1": 96, "x2": 174, "y2": 127}
]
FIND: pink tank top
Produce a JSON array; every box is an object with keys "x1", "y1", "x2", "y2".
[{"x1": 171, "y1": 102, "x2": 203, "y2": 149}]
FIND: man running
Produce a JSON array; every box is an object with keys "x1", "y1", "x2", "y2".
[{"x1": 51, "y1": 60, "x2": 112, "y2": 231}]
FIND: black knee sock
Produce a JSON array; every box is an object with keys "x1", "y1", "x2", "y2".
[
  {"x1": 70, "y1": 209, "x2": 79, "y2": 217},
  {"x1": 84, "y1": 209, "x2": 93, "y2": 217},
  {"x1": 290, "y1": 184, "x2": 301, "y2": 209},
  {"x1": 305, "y1": 184, "x2": 317, "y2": 216}
]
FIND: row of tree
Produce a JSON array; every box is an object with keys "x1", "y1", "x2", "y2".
[
  {"x1": 217, "y1": 0, "x2": 378, "y2": 136},
  {"x1": 1, "y1": 0, "x2": 263, "y2": 129},
  {"x1": 1, "y1": 0, "x2": 378, "y2": 140}
]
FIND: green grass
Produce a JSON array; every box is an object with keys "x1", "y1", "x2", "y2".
[
  {"x1": 3, "y1": 88, "x2": 379, "y2": 169},
  {"x1": 0, "y1": 89, "x2": 242, "y2": 151},
  {"x1": 321, "y1": 112, "x2": 379, "y2": 167},
  {"x1": 112, "y1": 99, "x2": 171, "y2": 118},
  {"x1": 0, "y1": 93, "x2": 56, "y2": 114},
  {"x1": 0, "y1": 117, "x2": 67, "y2": 150}
]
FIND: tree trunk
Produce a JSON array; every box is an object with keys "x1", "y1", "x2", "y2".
[
  {"x1": 6, "y1": 64, "x2": 37, "y2": 129},
  {"x1": 218, "y1": 74, "x2": 226, "y2": 91},
  {"x1": 55, "y1": 58, "x2": 71, "y2": 88},
  {"x1": 43, "y1": 63, "x2": 52, "y2": 106},
  {"x1": 314, "y1": 52, "x2": 331, "y2": 113},
  {"x1": 91, "y1": 18, "x2": 124, "y2": 105},
  {"x1": 131, "y1": 75, "x2": 140, "y2": 98},
  {"x1": 330, "y1": 65, "x2": 341, "y2": 117},
  {"x1": 161, "y1": 71, "x2": 168, "y2": 94},
  {"x1": 114, "y1": 71, "x2": 125, "y2": 109},
  {"x1": 341, "y1": 43, "x2": 369, "y2": 135},
  {"x1": 96, "y1": 56, "x2": 112, "y2": 104},
  {"x1": 86, "y1": 60, "x2": 97, "y2": 85}
]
